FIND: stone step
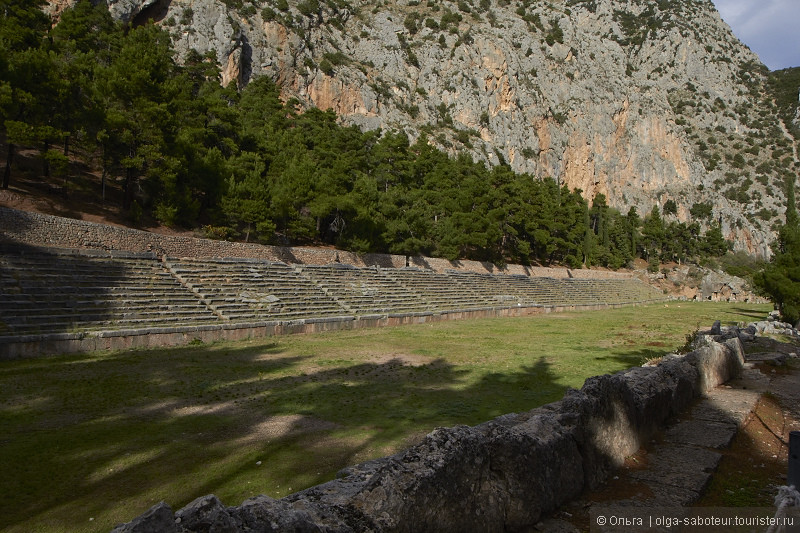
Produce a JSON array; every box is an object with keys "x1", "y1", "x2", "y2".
[
  {"x1": 0, "y1": 304, "x2": 209, "y2": 317},
  {"x1": 8, "y1": 285, "x2": 190, "y2": 296},
  {"x1": 4, "y1": 315, "x2": 221, "y2": 334},
  {"x1": 2, "y1": 307, "x2": 216, "y2": 324},
  {"x1": 221, "y1": 308, "x2": 348, "y2": 321}
]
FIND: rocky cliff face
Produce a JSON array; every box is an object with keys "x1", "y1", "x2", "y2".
[{"x1": 53, "y1": 0, "x2": 800, "y2": 256}]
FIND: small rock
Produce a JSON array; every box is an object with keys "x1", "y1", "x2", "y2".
[{"x1": 711, "y1": 320, "x2": 721, "y2": 335}]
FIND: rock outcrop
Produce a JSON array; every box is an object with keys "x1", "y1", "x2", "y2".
[
  {"x1": 108, "y1": 0, "x2": 158, "y2": 23},
  {"x1": 640, "y1": 262, "x2": 767, "y2": 303},
  {"x1": 48, "y1": 0, "x2": 800, "y2": 256}
]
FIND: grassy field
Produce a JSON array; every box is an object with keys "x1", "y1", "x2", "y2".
[{"x1": 0, "y1": 302, "x2": 771, "y2": 532}]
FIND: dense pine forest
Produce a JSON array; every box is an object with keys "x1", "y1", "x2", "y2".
[{"x1": 1, "y1": 0, "x2": 733, "y2": 268}]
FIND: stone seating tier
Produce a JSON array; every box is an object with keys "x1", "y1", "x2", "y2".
[
  {"x1": 0, "y1": 252, "x2": 219, "y2": 334},
  {"x1": 0, "y1": 250, "x2": 665, "y2": 337}
]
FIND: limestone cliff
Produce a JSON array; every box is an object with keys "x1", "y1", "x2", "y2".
[{"x1": 52, "y1": 0, "x2": 800, "y2": 257}]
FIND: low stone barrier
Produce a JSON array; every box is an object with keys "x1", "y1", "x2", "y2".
[
  {"x1": 1, "y1": 303, "x2": 670, "y2": 360},
  {"x1": 112, "y1": 331, "x2": 745, "y2": 532}
]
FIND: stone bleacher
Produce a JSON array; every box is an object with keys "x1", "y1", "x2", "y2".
[
  {"x1": 0, "y1": 246, "x2": 665, "y2": 339},
  {"x1": 0, "y1": 248, "x2": 218, "y2": 336},
  {"x1": 165, "y1": 258, "x2": 349, "y2": 322},
  {"x1": 296, "y1": 264, "x2": 428, "y2": 316}
]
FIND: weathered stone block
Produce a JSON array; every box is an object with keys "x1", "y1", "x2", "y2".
[
  {"x1": 111, "y1": 502, "x2": 177, "y2": 533},
  {"x1": 174, "y1": 495, "x2": 238, "y2": 532},
  {"x1": 682, "y1": 336, "x2": 743, "y2": 392}
]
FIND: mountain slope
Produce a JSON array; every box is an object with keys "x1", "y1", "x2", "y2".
[{"x1": 52, "y1": 0, "x2": 800, "y2": 256}]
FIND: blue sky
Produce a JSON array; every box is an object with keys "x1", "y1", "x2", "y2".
[{"x1": 711, "y1": 0, "x2": 800, "y2": 71}]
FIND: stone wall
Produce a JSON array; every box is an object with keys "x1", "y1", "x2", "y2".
[
  {"x1": 1, "y1": 303, "x2": 652, "y2": 360},
  {"x1": 409, "y1": 254, "x2": 630, "y2": 278},
  {"x1": 0, "y1": 207, "x2": 632, "y2": 279},
  {"x1": 112, "y1": 330, "x2": 746, "y2": 532},
  {"x1": 0, "y1": 207, "x2": 406, "y2": 268}
]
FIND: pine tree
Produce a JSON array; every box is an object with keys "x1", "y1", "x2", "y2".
[
  {"x1": 626, "y1": 206, "x2": 641, "y2": 260},
  {"x1": 93, "y1": 23, "x2": 180, "y2": 213},
  {"x1": 755, "y1": 177, "x2": 800, "y2": 325},
  {"x1": 1, "y1": 0, "x2": 52, "y2": 189},
  {"x1": 701, "y1": 222, "x2": 729, "y2": 257},
  {"x1": 640, "y1": 205, "x2": 665, "y2": 261}
]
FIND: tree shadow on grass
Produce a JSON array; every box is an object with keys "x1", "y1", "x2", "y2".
[
  {"x1": 728, "y1": 306, "x2": 770, "y2": 321},
  {"x1": 0, "y1": 340, "x2": 568, "y2": 532}
]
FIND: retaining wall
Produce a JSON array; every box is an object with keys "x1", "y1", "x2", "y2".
[
  {"x1": 112, "y1": 331, "x2": 746, "y2": 532},
  {"x1": 0, "y1": 302, "x2": 657, "y2": 360},
  {"x1": 0, "y1": 207, "x2": 631, "y2": 278}
]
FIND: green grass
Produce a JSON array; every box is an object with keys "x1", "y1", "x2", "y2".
[{"x1": 0, "y1": 302, "x2": 771, "y2": 532}]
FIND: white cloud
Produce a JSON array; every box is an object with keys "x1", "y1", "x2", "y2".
[{"x1": 711, "y1": 0, "x2": 800, "y2": 70}]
